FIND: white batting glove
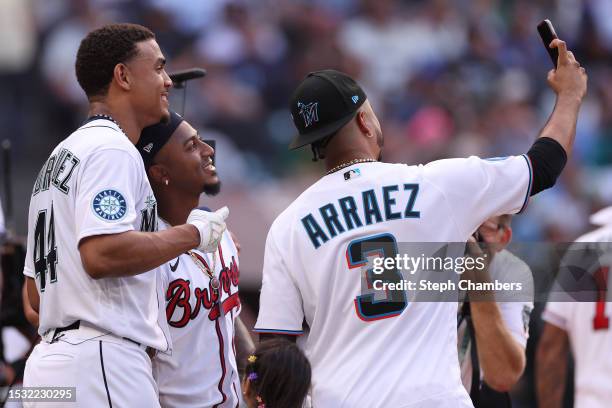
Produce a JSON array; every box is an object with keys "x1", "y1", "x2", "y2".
[{"x1": 187, "y1": 206, "x2": 229, "y2": 253}]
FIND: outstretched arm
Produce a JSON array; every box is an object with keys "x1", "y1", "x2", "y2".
[
  {"x1": 79, "y1": 225, "x2": 199, "y2": 279},
  {"x1": 79, "y1": 207, "x2": 228, "y2": 279}
]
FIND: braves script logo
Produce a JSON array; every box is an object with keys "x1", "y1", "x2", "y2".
[
  {"x1": 297, "y1": 102, "x2": 319, "y2": 127},
  {"x1": 166, "y1": 256, "x2": 240, "y2": 328}
]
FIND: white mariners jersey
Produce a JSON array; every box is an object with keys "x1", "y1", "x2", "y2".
[
  {"x1": 153, "y1": 222, "x2": 241, "y2": 408},
  {"x1": 458, "y1": 249, "x2": 534, "y2": 391},
  {"x1": 23, "y1": 118, "x2": 170, "y2": 351},
  {"x1": 543, "y1": 222, "x2": 612, "y2": 408},
  {"x1": 255, "y1": 157, "x2": 532, "y2": 408}
]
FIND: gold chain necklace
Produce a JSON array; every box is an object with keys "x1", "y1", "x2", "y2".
[
  {"x1": 326, "y1": 158, "x2": 376, "y2": 175},
  {"x1": 187, "y1": 250, "x2": 220, "y2": 297}
]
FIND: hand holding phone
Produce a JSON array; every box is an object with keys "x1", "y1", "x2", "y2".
[{"x1": 537, "y1": 19, "x2": 559, "y2": 68}]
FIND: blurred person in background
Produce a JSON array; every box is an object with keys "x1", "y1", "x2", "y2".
[
  {"x1": 537, "y1": 206, "x2": 612, "y2": 408},
  {"x1": 459, "y1": 215, "x2": 534, "y2": 407}
]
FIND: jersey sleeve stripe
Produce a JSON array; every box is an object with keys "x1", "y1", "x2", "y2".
[
  {"x1": 252, "y1": 328, "x2": 304, "y2": 336},
  {"x1": 518, "y1": 154, "x2": 533, "y2": 214}
]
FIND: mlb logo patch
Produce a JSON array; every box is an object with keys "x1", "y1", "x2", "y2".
[{"x1": 344, "y1": 168, "x2": 361, "y2": 180}]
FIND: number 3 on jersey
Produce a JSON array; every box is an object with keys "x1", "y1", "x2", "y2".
[
  {"x1": 33, "y1": 204, "x2": 58, "y2": 292},
  {"x1": 346, "y1": 233, "x2": 407, "y2": 321}
]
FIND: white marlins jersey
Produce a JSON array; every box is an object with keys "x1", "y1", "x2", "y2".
[
  {"x1": 23, "y1": 118, "x2": 170, "y2": 351},
  {"x1": 256, "y1": 157, "x2": 532, "y2": 407},
  {"x1": 154, "y1": 222, "x2": 241, "y2": 408},
  {"x1": 543, "y1": 210, "x2": 612, "y2": 408}
]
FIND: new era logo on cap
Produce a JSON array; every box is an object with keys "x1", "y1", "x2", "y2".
[
  {"x1": 143, "y1": 143, "x2": 154, "y2": 153},
  {"x1": 352, "y1": 95, "x2": 359, "y2": 104}
]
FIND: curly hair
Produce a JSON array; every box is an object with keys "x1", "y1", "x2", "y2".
[{"x1": 75, "y1": 23, "x2": 155, "y2": 99}]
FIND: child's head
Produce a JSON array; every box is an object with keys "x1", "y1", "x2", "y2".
[{"x1": 243, "y1": 339, "x2": 311, "y2": 408}]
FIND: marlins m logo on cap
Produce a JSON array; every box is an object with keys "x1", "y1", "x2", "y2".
[{"x1": 297, "y1": 102, "x2": 319, "y2": 128}]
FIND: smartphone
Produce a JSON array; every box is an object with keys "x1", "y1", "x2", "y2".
[{"x1": 537, "y1": 19, "x2": 559, "y2": 68}]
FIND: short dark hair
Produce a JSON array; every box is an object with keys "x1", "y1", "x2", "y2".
[
  {"x1": 245, "y1": 339, "x2": 311, "y2": 408},
  {"x1": 75, "y1": 23, "x2": 155, "y2": 99}
]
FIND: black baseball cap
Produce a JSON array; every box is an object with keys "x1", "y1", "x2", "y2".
[
  {"x1": 289, "y1": 69, "x2": 367, "y2": 150},
  {"x1": 136, "y1": 111, "x2": 184, "y2": 168}
]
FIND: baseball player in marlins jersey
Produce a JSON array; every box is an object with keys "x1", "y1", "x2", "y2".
[
  {"x1": 22, "y1": 24, "x2": 228, "y2": 407},
  {"x1": 135, "y1": 112, "x2": 253, "y2": 408},
  {"x1": 255, "y1": 39, "x2": 586, "y2": 408},
  {"x1": 537, "y1": 206, "x2": 612, "y2": 408}
]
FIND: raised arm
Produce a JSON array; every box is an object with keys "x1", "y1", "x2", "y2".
[
  {"x1": 520, "y1": 38, "x2": 588, "y2": 198},
  {"x1": 539, "y1": 39, "x2": 587, "y2": 156}
]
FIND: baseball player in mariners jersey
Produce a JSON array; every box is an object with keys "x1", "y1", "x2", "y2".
[
  {"x1": 22, "y1": 24, "x2": 228, "y2": 407},
  {"x1": 135, "y1": 112, "x2": 253, "y2": 407},
  {"x1": 255, "y1": 39, "x2": 586, "y2": 407},
  {"x1": 537, "y1": 206, "x2": 612, "y2": 408}
]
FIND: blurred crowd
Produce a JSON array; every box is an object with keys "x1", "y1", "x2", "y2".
[{"x1": 2, "y1": 0, "x2": 612, "y2": 246}]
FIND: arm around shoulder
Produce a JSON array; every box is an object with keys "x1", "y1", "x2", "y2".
[{"x1": 79, "y1": 224, "x2": 200, "y2": 279}]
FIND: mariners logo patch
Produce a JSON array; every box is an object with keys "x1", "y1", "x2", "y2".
[{"x1": 92, "y1": 189, "x2": 127, "y2": 221}]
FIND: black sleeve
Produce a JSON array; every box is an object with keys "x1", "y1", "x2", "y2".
[{"x1": 526, "y1": 137, "x2": 567, "y2": 196}]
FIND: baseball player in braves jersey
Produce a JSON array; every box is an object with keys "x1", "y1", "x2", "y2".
[
  {"x1": 255, "y1": 39, "x2": 586, "y2": 407},
  {"x1": 135, "y1": 112, "x2": 252, "y2": 407},
  {"x1": 22, "y1": 24, "x2": 228, "y2": 407},
  {"x1": 537, "y1": 206, "x2": 612, "y2": 408},
  {"x1": 458, "y1": 215, "x2": 534, "y2": 406}
]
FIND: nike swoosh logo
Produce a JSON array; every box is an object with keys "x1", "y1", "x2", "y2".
[{"x1": 170, "y1": 257, "x2": 180, "y2": 272}]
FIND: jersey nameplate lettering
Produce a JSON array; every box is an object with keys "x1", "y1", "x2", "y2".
[
  {"x1": 301, "y1": 184, "x2": 420, "y2": 249},
  {"x1": 32, "y1": 148, "x2": 80, "y2": 196}
]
